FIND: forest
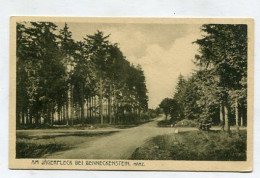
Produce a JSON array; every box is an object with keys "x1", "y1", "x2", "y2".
[
  {"x1": 159, "y1": 24, "x2": 248, "y2": 132},
  {"x1": 15, "y1": 22, "x2": 249, "y2": 161},
  {"x1": 16, "y1": 22, "x2": 149, "y2": 128}
]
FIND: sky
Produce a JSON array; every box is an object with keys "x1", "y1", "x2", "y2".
[{"x1": 57, "y1": 22, "x2": 203, "y2": 109}]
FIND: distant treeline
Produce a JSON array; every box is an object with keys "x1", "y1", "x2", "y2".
[
  {"x1": 16, "y1": 22, "x2": 149, "y2": 128},
  {"x1": 159, "y1": 24, "x2": 247, "y2": 132}
]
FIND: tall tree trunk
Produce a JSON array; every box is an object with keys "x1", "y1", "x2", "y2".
[
  {"x1": 17, "y1": 111, "x2": 21, "y2": 128},
  {"x1": 94, "y1": 96, "x2": 96, "y2": 120},
  {"x1": 135, "y1": 107, "x2": 138, "y2": 122},
  {"x1": 220, "y1": 103, "x2": 224, "y2": 131},
  {"x1": 111, "y1": 97, "x2": 114, "y2": 124},
  {"x1": 75, "y1": 104, "x2": 78, "y2": 120},
  {"x1": 105, "y1": 99, "x2": 108, "y2": 118},
  {"x1": 113, "y1": 92, "x2": 117, "y2": 124},
  {"x1": 62, "y1": 105, "x2": 65, "y2": 124},
  {"x1": 99, "y1": 79, "x2": 104, "y2": 125},
  {"x1": 90, "y1": 97, "x2": 92, "y2": 122},
  {"x1": 86, "y1": 97, "x2": 89, "y2": 121},
  {"x1": 51, "y1": 110, "x2": 54, "y2": 126},
  {"x1": 116, "y1": 103, "x2": 119, "y2": 124},
  {"x1": 22, "y1": 110, "x2": 25, "y2": 125},
  {"x1": 63, "y1": 106, "x2": 66, "y2": 124},
  {"x1": 85, "y1": 101, "x2": 87, "y2": 119},
  {"x1": 66, "y1": 100, "x2": 69, "y2": 125},
  {"x1": 48, "y1": 107, "x2": 51, "y2": 125},
  {"x1": 138, "y1": 108, "x2": 141, "y2": 120},
  {"x1": 81, "y1": 84, "x2": 85, "y2": 126},
  {"x1": 235, "y1": 98, "x2": 239, "y2": 131},
  {"x1": 26, "y1": 107, "x2": 29, "y2": 125},
  {"x1": 44, "y1": 108, "x2": 48, "y2": 125},
  {"x1": 78, "y1": 104, "x2": 81, "y2": 120},
  {"x1": 113, "y1": 99, "x2": 116, "y2": 124},
  {"x1": 60, "y1": 107, "x2": 62, "y2": 124},
  {"x1": 58, "y1": 109, "x2": 61, "y2": 124},
  {"x1": 71, "y1": 85, "x2": 74, "y2": 126},
  {"x1": 240, "y1": 109, "x2": 244, "y2": 127},
  {"x1": 35, "y1": 113, "x2": 39, "y2": 126},
  {"x1": 224, "y1": 104, "x2": 230, "y2": 133},
  {"x1": 108, "y1": 87, "x2": 112, "y2": 124},
  {"x1": 29, "y1": 108, "x2": 33, "y2": 126}
]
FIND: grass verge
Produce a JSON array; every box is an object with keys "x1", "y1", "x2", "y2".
[
  {"x1": 16, "y1": 131, "x2": 117, "y2": 158},
  {"x1": 16, "y1": 141, "x2": 68, "y2": 158},
  {"x1": 130, "y1": 130, "x2": 246, "y2": 161}
]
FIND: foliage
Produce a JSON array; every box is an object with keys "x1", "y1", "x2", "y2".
[
  {"x1": 16, "y1": 22, "x2": 149, "y2": 128},
  {"x1": 175, "y1": 119, "x2": 198, "y2": 127},
  {"x1": 130, "y1": 130, "x2": 247, "y2": 160},
  {"x1": 159, "y1": 98, "x2": 176, "y2": 120},
  {"x1": 157, "y1": 120, "x2": 173, "y2": 127},
  {"x1": 159, "y1": 24, "x2": 248, "y2": 131}
]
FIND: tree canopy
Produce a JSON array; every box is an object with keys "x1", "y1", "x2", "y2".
[
  {"x1": 16, "y1": 22, "x2": 149, "y2": 128},
  {"x1": 159, "y1": 24, "x2": 248, "y2": 131}
]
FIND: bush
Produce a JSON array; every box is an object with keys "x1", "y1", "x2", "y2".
[
  {"x1": 130, "y1": 130, "x2": 247, "y2": 161},
  {"x1": 157, "y1": 120, "x2": 173, "y2": 127},
  {"x1": 140, "y1": 113, "x2": 150, "y2": 120},
  {"x1": 175, "y1": 119, "x2": 197, "y2": 127},
  {"x1": 149, "y1": 112, "x2": 157, "y2": 118}
]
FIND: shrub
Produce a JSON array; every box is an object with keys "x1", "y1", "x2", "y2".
[
  {"x1": 141, "y1": 113, "x2": 150, "y2": 120},
  {"x1": 175, "y1": 119, "x2": 197, "y2": 127},
  {"x1": 130, "y1": 130, "x2": 247, "y2": 161},
  {"x1": 157, "y1": 120, "x2": 173, "y2": 127}
]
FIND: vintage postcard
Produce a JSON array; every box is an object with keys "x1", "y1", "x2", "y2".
[{"x1": 9, "y1": 17, "x2": 254, "y2": 171}]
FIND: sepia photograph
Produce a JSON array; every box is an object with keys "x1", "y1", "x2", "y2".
[{"x1": 9, "y1": 17, "x2": 254, "y2": 171}]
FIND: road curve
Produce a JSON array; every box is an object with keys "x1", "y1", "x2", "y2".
[{"x1": 43, "y1": 115, "x2": 178, "y2": 159}]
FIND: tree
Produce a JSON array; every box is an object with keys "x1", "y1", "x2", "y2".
[
  {"x1": 84, "y1": 31, "x2": 111, "y2": 125},
  {"x1": 16, "y1": 23, "x2": 150, "y2": 128},
  {"x1": 159, "y1": 98, "x2": 174, "y2": 120},
  {"x1": 194, "y1": 24, "x2": 247, "y2": 132},
  {"x1": 58, "y1": 23, "x2": 77, "y2": 125},
  {"x1": 16, "y1": 22, "x2": 67, "y2": 126},
  {"x1": 160, "y1": 24, "x2": 247, "y2": 133}
]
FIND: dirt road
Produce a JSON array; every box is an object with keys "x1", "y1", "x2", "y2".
[
  {"x1": 43, "y1": 115, "x2": 177, "y2": 159},
  {"x1": 41, "y1": 116, "x2": 245, "y2": 159}
]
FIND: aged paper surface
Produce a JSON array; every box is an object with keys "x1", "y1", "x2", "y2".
[{"x1": 9, "y1": 17, "x2": 254, "y2": 171}]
